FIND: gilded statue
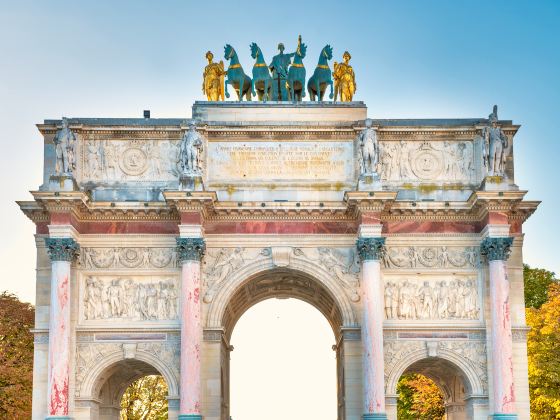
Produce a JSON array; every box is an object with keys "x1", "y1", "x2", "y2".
[
  {"x1": 333, "y1": 51, "x2": 356, "y2": 102},
  {"x1": 202, "y1": 51, "x2": 226, "y2": 101}
]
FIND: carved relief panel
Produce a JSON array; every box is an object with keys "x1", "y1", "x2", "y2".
[
  {"x1": 81, "y1": 247, "x2": 178, "y2": 270},
  {"x1": 383, "y1": 274, "x2": 481, "y2": 321},
  {"x1": 78, "y1": 138, "x2": 183, "y2": 183},
  {"x1": 382, "y1": 246, "x2": 480, "y2": 269},
  {"x1": 80, "y1": 274, "x2": 179, "y2": 322},
  {"x1": 79, "y1": 246, "x2": 180, "y2": 324},
  {"x1": 378, "y1": 140, "x2": 476, "y2": 184}
]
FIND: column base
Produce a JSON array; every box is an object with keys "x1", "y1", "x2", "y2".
[
  {"x1": 492, "y1": 415, "x2": 518, "y2": 420},
  {"x1": 363, "y1": 414, "x2": 388, "y2": 420},
  {"x1": 178, "y1": 415, "x2": 203, "y2": 420},
  {"x1": 46, "y1": 417, "x2": 73, "y2": 420}
]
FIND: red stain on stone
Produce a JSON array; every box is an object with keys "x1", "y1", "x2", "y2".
[
  {"x1": 204, "y1": 221, "x2": 358, "y2": 234},
  {"x1": 58, "y1": 275, "x2": 69, "y2": 309},
  {"x1": 383, "y1": 221, "x2": 477, "y2": 234},
  {"x1": 361, "y1": 212, "x2": 382, "y2": 225},
  {"x1": 181, "y1": 212, "x2": 202, "y2": 224},
  {"x1": 193, "y1": 287, "x2": 199, "y2": 304},
  {"x1": 487, "y1": 211, "x2": 509, "y2": 225},
  {"x1": 36, "y1": 222, "x2": 49, "y2": 234},
  {"x1": 80, "y1": 221, "x2": 179, "y2": 234},
  {"x1": 49, "y1": 379, "x2": 68, "y2": 415}
]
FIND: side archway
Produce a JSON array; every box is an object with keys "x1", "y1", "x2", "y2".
[
  {"x1": 385, "y1": 347, "x2": 485, "y2": 397},
  {"x1": 75, "y1": 344, "x2": 179, "y2": 420},
  {"x1": 385, "y1": 344, "x2": 488, "y2": 420}
]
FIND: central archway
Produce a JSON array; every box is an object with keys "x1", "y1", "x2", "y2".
[
  {"x1": 230, "y1": 298, "x2": 337, "y2": 420},
  {"x1": 208, "y1": 266, "x2": 357, "y2": 420}
]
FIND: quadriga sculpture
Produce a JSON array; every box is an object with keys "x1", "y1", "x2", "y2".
[
  {"x1": 307, "y1": 44, "x2": 334, "y2": 101},
  {"x1": 250, "y1": 42, "x2": 272, "y2": 101},
  {"x1": 224, "y1": 44, "x2": 252, "y2": 101},
  {"x1": 287, "y1": 35, "x2": 307, "y2": 102}
]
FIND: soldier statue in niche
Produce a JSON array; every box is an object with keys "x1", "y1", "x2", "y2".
[
  {"x1": 358, "y1": 118, "x2": 379, "y2": 176},
  {"x1": 53, "y1": 117, "x2": 77, "y2": 175},
  {"x1": 482, "y1": 105, "x2": 509, "y2": 177},
  {"x1": 179, "y1": 122, "x2": 204, "y2": 175}
]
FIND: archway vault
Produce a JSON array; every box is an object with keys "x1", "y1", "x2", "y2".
[
  {"x1": 79, "y1": 347, "x2": 179, "y2": 401},
  {"x1": 205, "y1": 254, "x2": 358, "y2": 340},
  {"x1": 385, "y1": 348, "x2": 485, "y2": 398}
]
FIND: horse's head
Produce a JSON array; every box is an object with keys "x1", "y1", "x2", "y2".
[
  {"x1": 322, "y1": 44, "x2": 333, "y2": 61},
  {"x1": 224, "y1": 44, "x2": 235, "y2": 61},
  {"x1": 297, "y1": 42, "x2": 307, "y2": 59},
  {"x1": 250, "y1": 42, "x2": 260, "y2": 59}
]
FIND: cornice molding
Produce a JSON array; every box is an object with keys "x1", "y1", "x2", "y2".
[{"x1": 17, "y1": 189, "x2": 539, "y2": 226}]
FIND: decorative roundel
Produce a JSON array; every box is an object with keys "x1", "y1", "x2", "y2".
[
  {"x1": 120, "y1": 248, "x2": 143, "y2": 268},
  {"x1": 411, "y1": 150, "x2": 443, "y2": 180},
  {"x1": 149, "y1": 249, "x2": 173, "y2": 268},
  {"x1": 418, "y1": 247, "x2": 439, "y2": 267},
  {"x1": 119, "y1": 147, "x2": 148, "y2": 176}
]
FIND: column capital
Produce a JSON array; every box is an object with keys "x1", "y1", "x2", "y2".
[
  {"x1": 356, "y1": 237, "x2": 386, "y2": 261},
  {"x1": 176, "y1": 237, "x2": 206, "y2": 262},
  {"x1": 480, "y1": 236, "x2": 513, "y2": 261},
  {"x1": 45, "y1": 237, "x2": 80, "y2": 262}
]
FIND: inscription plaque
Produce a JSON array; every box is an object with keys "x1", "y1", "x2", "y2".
[{"x1": 207, "y1": 141, "x2": 354, "y2": 184}]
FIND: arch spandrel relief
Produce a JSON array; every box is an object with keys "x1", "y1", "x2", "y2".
[
  {"x1": 203, "y1": 245, "x2": 359, "y2": 330},
  {"x1": 383, "y1": 339, "x2": 488, "y2": 396},
  {"x1": 202, "y1": 245, "x2": 361, "y2": 305},
  {"x1": 75, "y1": 341, "x2": 180, "y2": 399}
]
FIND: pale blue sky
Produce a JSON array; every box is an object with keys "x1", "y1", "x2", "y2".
[{"x1": 1, "y1": 0, "x2": 559, "y2": 304}]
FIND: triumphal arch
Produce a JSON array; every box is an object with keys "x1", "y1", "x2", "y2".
[{"x1": 20, "y1": 54, "x2": 538, "y2": 420}]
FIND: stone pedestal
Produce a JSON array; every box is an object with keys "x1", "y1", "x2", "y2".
[
  {"x1": 481, "y1": 237, "x2": 517, "y2": 420},
  {"x1": 357, "y1": 237, "x2": 388, "y2": 420},
  {"x1": 48, "y1": 175, "x2": 79, "y2": 192},
  {"x1": 177, "y1": 237, "x2": 206, "y2": 420},
  {"x1": 479, "y1": 176, "x2": 516, "y2": 191},
  {"x1": 179, "y1": 174, "x2": 204, "y2": 192},
  {"x1": 358, "y1": 173, "x2": 382, "y2": 191},
  {"x1": 44, "y1": 237, "x2": 79, "y2": 420}
]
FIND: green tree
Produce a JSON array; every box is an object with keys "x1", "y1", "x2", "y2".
[
  {"x1": 524, "y1": 264, "x2": 558, "y2": 309},
  {"x1": 0, "y1": 292, "x2": 34, "y2": 419},
  {"x1": 527, "y1": 283, "x2": 560, "y2": 419},
  {"x1": 397, "y1": 373, "x2": 445, "y2": 419},
  {"x1": 120, "y1": 375, "x2": 168, "y2": 420}
]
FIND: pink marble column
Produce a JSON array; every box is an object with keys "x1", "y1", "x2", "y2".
[
  {"x1": 177, "y1": 237, "x2": 205, "y2": 420},
  {"x1": 357, "y1": 237, "x2": 387, "y2": 420},
  {"x1": 481, "y1": 237, "x2": 517, "y2": 419},
  {"x1": 45, "y1": 238, "x2": 79, "y2": 419}
]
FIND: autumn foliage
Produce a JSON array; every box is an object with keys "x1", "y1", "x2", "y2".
[
  {"x1": 0, "y1": 292, "x2": 34, "y2": 418},
  {"x1": 120, "y1": 375, "x2": 168, "y2": 419},
  {"x1": 526, "y1": 281, "x2": 560, "y2": 418},
  {"x1": 397, "y1": 373, "x2": 445, "y2": 419}
]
